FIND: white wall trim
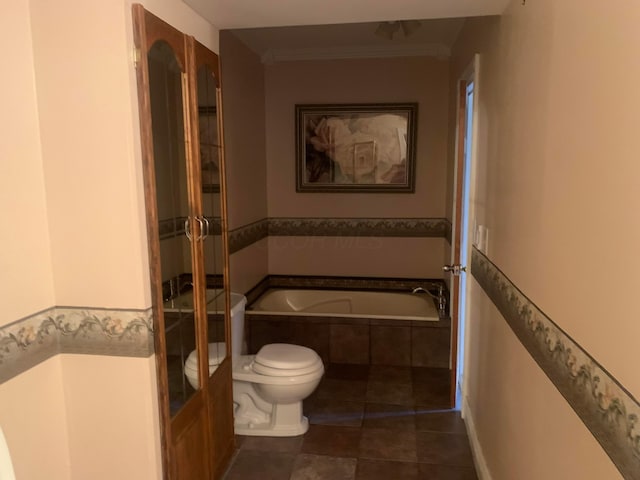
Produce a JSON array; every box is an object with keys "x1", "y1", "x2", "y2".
[
  {"x1": 261, "y1": 43, "x2": 451, "y2": 64},
  {"x1": 462, "y1": 395, "x2": 493, "y2": 480}
]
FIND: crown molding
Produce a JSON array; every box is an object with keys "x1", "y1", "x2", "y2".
[{"x1": 261, "y1": 43, "x2": 451, "y2": 64}]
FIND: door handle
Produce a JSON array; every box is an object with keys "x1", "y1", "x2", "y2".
[
  {"x1": 443, "y1": 264, "x2": 467, "y2": 276},
  {"x1": 184, "y1": 218, "x2": 193, "y2": 241}
]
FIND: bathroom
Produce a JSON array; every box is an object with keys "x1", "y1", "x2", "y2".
[
  {"x1": 215, "y1": 22, "x2": 466, "y2": 478},
  {"x1": 149, "y1": 15, "x2": 465, "y2": 477},
  {"x1": 5, "y1": 0, "x2": 639, "y2": 478}
]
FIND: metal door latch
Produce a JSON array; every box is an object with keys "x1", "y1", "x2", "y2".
[{"x1": 443, "y1": 264, "x2": 467, "y2": 276}]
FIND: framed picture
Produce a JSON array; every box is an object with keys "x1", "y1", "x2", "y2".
[
  {"x1": 295, "y1": 103, "x2": 417, "y2": 192},
  {"x1": 199, "y1": 105, "x2": 220, "y2": 193}
]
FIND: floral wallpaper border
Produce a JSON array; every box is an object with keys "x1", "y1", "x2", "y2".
[
  {"x1": 229, "y1": 217, "x2": 449, "y2": 254},
  {"x1": 471, "y1": 248, "x2": 640, "y2": 479},
  {"x1": 0, "y1": 306, "x2": 154, "y2": 384}
]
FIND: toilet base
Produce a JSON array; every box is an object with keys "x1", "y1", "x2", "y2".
[
  {"x1": 234, "y1": 415, "x2": 309, "y2": 437},
  {"x1": 233, "y1": 384, "x2": 310, "y2": 437}
]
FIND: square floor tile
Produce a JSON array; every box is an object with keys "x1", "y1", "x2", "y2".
[
  {"x1": 355, "y1": 459, "x2": 419, "y2": 480},
  {"x1": 315, "y1": 378, "x2": 367, "y2": 402},
  {"x1": 305, "y1": 398, "x2": 365, "y2": 427},
  {"x1": 239, "y1": 434, "x2": 304, "y2": 453},
  {"x1": 291, "y1": 454, "x2": 357, "y2": 480},
  {"x1": 417, "y1": 463, "x2": 478, "y2": 479},
  {"x1": 363, "y1": 403, "x2": 416, "y2": 430},
  {"x1": 301, "y1": 425, "x2": 362, "y2": 457},
  {"x1": 366, "y1": 381, "x2": 413, "y2": 406},
  {"x1": 359, "y1": 428, "x2": 417, "y2": 462},
  {"x1": 412, "y1": 367, "x2": 450, "y2": 386},
  {"x1": 223, "y1": 450, "x2": 295, "y2": 480},
  {"x1": 416, "y1": 432, "x2": 474, "y2": 467},
  {"x1": 415, "y1": 410, "x2": 467, "y2": 434},
  {"x1": 368, "y1": 365, "x2": 413, "y2": 384}
]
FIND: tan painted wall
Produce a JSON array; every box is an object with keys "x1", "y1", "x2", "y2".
[
  {"x1": 0, "y1": 358, "x2": 71, "y2": 480},
  {"x1": 0, "y1": 0, "x2": 55, "y2": 325},
  {"x1": 451, "y1": 0, "x2": 640, "y2": 477},
  {"x1": 2, "y1": 0, "x2": 219, "y2": 478},
  {"x1": 264, "y1": 57, "x2": 450, "y2": 278},
  {"x1": 269, "y1": 236, "x2": 446, "y2": 278},
  {"x1": 61, "y1": 355, "x2": 162, "y2": 480},
  {"x1": 465, "y1": 280, "x2": 622, "y2": 479},
  {"x1": 221, "y1": 31, "x2": 269, "y2": 291},
  {"x1": 265, "y1": 57, "x2": 449, "y2": 218}
]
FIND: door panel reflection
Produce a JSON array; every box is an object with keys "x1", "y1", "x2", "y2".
[
  {"x1": 197, "y1": 64, "x2": 227, "y2": 374},
  {"x1": 148, "y1": 40, "x2": 199, "y2": 416}
]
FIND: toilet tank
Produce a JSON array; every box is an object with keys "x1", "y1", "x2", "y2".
[{"x1": 230, "y1": 293, "x2": 247, "y2": 364}]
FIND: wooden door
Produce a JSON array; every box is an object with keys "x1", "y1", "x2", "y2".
[
  {"x1": 186, "y1": 37, "x2": 235, "y2": 479},
  {"x1": 133, "y1": 6, "x2": 211, "y2": 478}
]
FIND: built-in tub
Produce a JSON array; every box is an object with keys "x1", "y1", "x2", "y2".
[
  {"x1": 248, "y1": 288, "x2": 439, "y2": 322},
  {"x1": 163, "y1": 288, "x2": 223, "y2": 313}
]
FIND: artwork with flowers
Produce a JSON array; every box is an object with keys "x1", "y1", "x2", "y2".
[{"x1": 296, "y1": 103, "x2": 417, "y2": 192}]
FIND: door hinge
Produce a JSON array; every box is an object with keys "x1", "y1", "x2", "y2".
[{"x1": 133, "y1": 48, "x2": 141, "y2": 68}]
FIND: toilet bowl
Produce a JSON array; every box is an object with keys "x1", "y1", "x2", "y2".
[
  {"x1": 183, "y1": 293, "x2": 324, "y2": 437},
  {"x1": 184, "y1": 341, "x2": 226, "y2": 390},
  {"x1": 233, "y1": 343, "x2": 324, "y2": 436}
]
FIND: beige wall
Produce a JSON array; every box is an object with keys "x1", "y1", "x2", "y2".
[
  {"x1": 1, "y1": 0, "x2": 219, "y2": 478},
  {"x1": 1, "y1": 0, "x2": 55, "y2": 325},
  {"x1": 451, "y1": 0, "x2": 640, "y2": 477},
  {"x1": 263, "y1": 57, "x2": 449, "y2": 278},
  {"x1": 61, "y1": 355, "x2": 161, "y2": 480},
  {"x1": 0, "y1": 358, "x2": 71, "y2": 480},
  {"x1": 265, "y1": 57, "x2": 449, "y2": 218},
  {"x1": 221, "y1": 31, "x2": 269, "y2": 291},
  {"x1": 465, "y1": 281, "x2": 622, "y2": 479},
  {"x1": 269, "y1": 236, "x2": 446, "y2": 278}
]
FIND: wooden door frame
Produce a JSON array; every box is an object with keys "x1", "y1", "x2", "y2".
[
  {"x1": 132, "y1": 6, "x2": 218, "y2": 478},
  {"x1": 449, "y1": 54, "x2": 479, "y2": 408}
]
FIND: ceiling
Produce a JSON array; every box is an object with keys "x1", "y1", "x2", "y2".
[
  {"x1": 183, "y1": 0, "x2": 511, "y2": 29},
  {"x1": 230, "y1": 18, "x2": 467, "y2": 62}
]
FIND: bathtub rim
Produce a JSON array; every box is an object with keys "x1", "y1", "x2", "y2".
[{"x1": 246, "y1": 287, "x2": 442, "y2": 322}]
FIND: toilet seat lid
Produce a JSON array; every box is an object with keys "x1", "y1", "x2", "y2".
[
  {"x1": 254, "y1": 344, "x2": 321, "y2": 372},
  {"x1": 185, "y1": 342, "x2": 226, "y2": 370}
]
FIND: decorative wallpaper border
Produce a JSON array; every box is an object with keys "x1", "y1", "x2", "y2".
[
  {"x1": 228, "y1": 218, "x2": 269, "y2": 253},
  {"x1": 0, "y1": 306, "x2": 154, "y2": 384},
  {"x1": 229, "y1": 217, "x2": 450, "y2": 254},
  {"x1": 471, "y1": 248, "x2": 640, "y2": 479}
]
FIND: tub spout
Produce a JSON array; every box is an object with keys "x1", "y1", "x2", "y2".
[{"x1": 411, "y1": 284, "x2": 447, "y2": 317}]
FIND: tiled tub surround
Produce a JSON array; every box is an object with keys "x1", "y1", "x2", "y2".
[
  {"x1": 243, "y1": 276, "x2": 450, "y2": 368},
  {"x1": 471, "y1": 248, "x2": 640, "y2": 479},
  {"x1": 229, "y1": 217, "x2": 451, "y2": 254},
  {"x1": 247, "y1": 313, "x2": 450, "y2": 369},
  {"x1": 0, "y1": 306, "x2": 154, "y2": 384}
]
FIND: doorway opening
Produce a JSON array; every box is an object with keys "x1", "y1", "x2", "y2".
[{"x1": 448, "y1": 55, "x2": 478, "y2": 409}]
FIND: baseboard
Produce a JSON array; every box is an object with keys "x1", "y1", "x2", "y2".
[{"x1": 461, "y1": 395, "x2": 492, "y2": 480}]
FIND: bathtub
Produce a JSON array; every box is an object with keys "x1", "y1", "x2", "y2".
[
  {"x1": 248, "y1": 288, "x2": 439, "y2": 322},
  {"x1": 163, "y1": 288, "x2": 223, "y2": 312}
]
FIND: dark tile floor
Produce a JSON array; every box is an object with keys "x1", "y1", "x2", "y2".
[{"x1": 223, "y1": 364, "x2": 478, "y2": 480}]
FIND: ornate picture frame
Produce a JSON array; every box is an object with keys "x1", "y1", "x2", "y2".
[{"x1": 295, "y1": 103, "x2": 418, "y2": 193}]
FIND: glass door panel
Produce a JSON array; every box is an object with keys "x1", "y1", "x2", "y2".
[
  {"x1": 196, "y1": 63, "x2": 227, "y2": 375},
  {"x1": 148, "y1": 40, "x2": 199, "y2": 416}
]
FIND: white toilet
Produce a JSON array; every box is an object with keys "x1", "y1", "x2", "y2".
[{"x1": 184, "y1": 292, "x2": 324, "y2": 437}]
